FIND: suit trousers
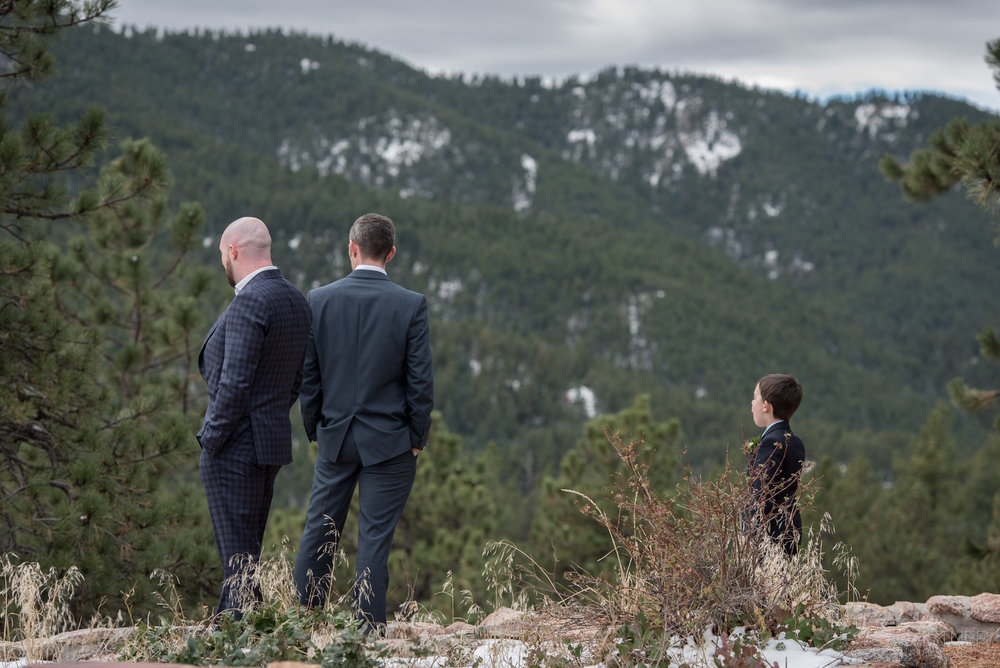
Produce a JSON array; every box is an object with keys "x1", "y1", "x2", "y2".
[
  {"x1": 200, "y1": 443, "x2": 281, "y2": 617},
  {"x1": 294, "y1": 429, "x2": 417, "y2": 627}
]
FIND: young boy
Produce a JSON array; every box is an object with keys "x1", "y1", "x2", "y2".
[{"x1": 747, "y1": 373, "x2": 805, "y2": 555}]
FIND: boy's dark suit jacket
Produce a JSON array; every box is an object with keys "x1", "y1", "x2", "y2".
[
  {"x1": 747, "y1": 419, "x2": 805, "y2": 552},
  {"x1": 197, "y1": 269, "x2": 312, "y2": 465},
  {"x1": 299, "y1": 268, "x2": 434, "y2": 463}
]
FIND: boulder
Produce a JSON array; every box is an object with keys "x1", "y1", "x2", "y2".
[
  {"x1": 841, "y1": 646, "x2": 906, "y2": 665},
  {"x1": 895, "y1": 619, "x2": 955, "y2": 644},
  {"x1": 889, "y1": 600, "x2": 929, "y2": 623},
  {"x1": 386, "y1": 621, "x2": 448, "y2": 639},
  {"x1": 970, "y1": 592, "x2": 1000, "y2": 624},
  {"x1": 925, "y1": 595, "x2": 969, "y2": 618},
  {"x1": 844, "y1": 601, "x2": 897, "y2": 627},
  {"x1": 0, "y1": 641, "x2": 25, "y2": 661},
  {"x1": 846, "y1": 624, "x2": 948, "y2": 668},
  {"x1": 479, "y1": 607, "x2": 530, "y2": 636},
  {"x1": 443, "y1": 621, "x2": 476, "y2": 636},
  {"x1": 36, "y1": 627, "x2": 136, "y2": 662}
]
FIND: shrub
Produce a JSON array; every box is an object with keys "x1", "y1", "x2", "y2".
[{"x1": 565, "y1": 430, "x2": 847, "y2": 653}]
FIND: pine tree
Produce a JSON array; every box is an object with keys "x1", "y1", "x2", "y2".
[
  {"x1": 879, "y1": 38, "x2": 999, "y2": 214},
  {"x1": 1, "y1": 1, "x2": 215, "y2": 618},
  {"x1": 881, "y1": 406, "x2": 966, "y2": 599},
  {"x1": 881, "y1": 38, "x2": 1000, "y2": 418},
  {"x1": 530, "y1": 394, "x2": 680, "y2": 582},
  {"x1": 947, "y1": 328, "x2": 1000, "y2": 422},
  {"x1": 810, "y1": 408, "x2": 971, "y2": 604},
  {"x1": 879, "y1": 36, "x2": 1000, "y2": 601},
  {"x1": 803, "y1": 454, "x2": 884, "y2": 600},
  {"x1": 952, "y1": 491, "x2": 1000, "y2": 594}
]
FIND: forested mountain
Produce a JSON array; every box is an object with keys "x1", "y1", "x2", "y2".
[{"x1": 28, "y1": 24, "x2": 999, "y2": 475}]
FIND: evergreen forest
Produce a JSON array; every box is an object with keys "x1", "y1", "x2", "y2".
[{"x1": 4, "y1": 2, "x2": 1000, "y2": 623}]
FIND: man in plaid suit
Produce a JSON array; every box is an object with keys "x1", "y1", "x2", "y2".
[{"x1": 197, "y1": 216, "x2": 311, "y2": 618}]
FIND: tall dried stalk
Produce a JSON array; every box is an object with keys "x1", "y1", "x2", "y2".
[{"x1": 1, "y1": 554, "x2": 83, "y2": 659}]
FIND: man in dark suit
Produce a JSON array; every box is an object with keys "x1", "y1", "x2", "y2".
[
  {"x1": 197, "y1": 216, "x2": 311, "y2": 618},
  {"x1": 747, "y1": 373, "x2": 806, "y2": 555},
  {"x1": 295, "y1": 212, "x2": 433, "y2": 632}
]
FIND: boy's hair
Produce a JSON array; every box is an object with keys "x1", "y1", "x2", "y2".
[{"x1": 758, "y1": 373, "x2": 803, "y2": 420}]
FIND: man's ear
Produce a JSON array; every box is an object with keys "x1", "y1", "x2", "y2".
[{"x1": 385, "y1": 246, "x2": 397, "y2": 263}]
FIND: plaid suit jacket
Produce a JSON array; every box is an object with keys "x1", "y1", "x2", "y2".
[{"x1": 197, "y1": 269, "x2": 311, "y2": 465}]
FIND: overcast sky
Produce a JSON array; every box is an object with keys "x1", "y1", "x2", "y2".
[{"x1": 111, "y1": 1, "x2": 1000, "y2": 112}]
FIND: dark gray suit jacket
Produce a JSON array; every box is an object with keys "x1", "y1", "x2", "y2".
[
  {"x1": 197, "y1": 269, "x2": 311, "y2": 465},
  {"x1": 300, "y1": 268, "x2": 433, "y2": 465}
]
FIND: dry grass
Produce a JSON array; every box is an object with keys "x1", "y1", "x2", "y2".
[
  {"x1": 554, "y1": 430, "x2": 849, "y2": 647},
  {"x1": 115, "y1": 539, "x2": 366, "y2": 662},
  {"x1": 448, "y1": 431, "x2": 856, "y2": 666},
  {"x1": 945, "y1": 641, "x2": 1000, "y2": 667},
  {"x1": 0, "y1": 553, "x2": 83, "y2": 660}
]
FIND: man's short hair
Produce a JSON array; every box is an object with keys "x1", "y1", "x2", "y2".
[
  {"x1": 350, "y1": 213, "x2": 395, "y2": 261},
  {"x1": 758, "y1": 374, "x2": 803, "y2": 421}
]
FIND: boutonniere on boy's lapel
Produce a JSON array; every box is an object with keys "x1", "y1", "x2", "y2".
[{"x1": 743, "y1": 436, "x2": 761, "y2": 456}]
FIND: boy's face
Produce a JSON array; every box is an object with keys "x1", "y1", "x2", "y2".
[{"x1": 751, "y1": 382, "x2": 771, "y2": 428}]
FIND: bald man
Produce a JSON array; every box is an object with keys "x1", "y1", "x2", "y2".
[{"x1": 197, "y1": 217, "x2": 311, "y2": 618}]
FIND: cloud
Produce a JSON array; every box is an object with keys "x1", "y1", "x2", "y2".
[{"x1": 110, "y1": 0, "x2": 1000, "y2": 110}]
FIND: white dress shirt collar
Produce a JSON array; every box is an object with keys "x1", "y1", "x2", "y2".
[
  {"x1": 761, "y1": 419, "x2": 785, "y2": 437},
  {"x1": 234, "y1": 265, "x2": 277, "y2": 295},
  {"x1": 354, "y1": 264, "x2": 387, "y2": 275}
]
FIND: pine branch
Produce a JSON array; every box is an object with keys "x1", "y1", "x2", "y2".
[{"x1": 947, "y1": 377, "x2": 1000, "y2": 413}]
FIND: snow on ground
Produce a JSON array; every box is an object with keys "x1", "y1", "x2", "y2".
[
  {"x1": 0, "y1": 630, "x2": 852, "y2": 668},
  {"x1": 374, "y1": 629, "x2": 852, "y2": 667},
  {"x1": 753, "y1": 636, "x2": 850, "y2": 667}
]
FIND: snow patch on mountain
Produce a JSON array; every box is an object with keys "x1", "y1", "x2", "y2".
[
  {"x1": 564, "y1": 77, "x2": 740, "y2": 183},
  {"x1": 636, "y1": 79, "x2": 677, "y2": 111},
  {"x1": 567, "y1": 128, "x2": 597, "y2": 146},
  {"x1": 434, "y1": 277, "x2": 463, "y2": 301},
  {"x1": 623, "y1": 292, "x2": 665, "y2": 370},
  {"x1": 277, "y1": 113, "x2": 452, "y2": 181},
  {"x1": 764, "y1": 248, "x2": 816, "y2": 280},
  {"x1": 679, "y1": 111, "x2": 742, "y2": 177},
  {"x1": 566, "y1": 385, "x2": 598, "y2": 419},
  {"x1": 762, "y1": 197, "x2": 784, "y2": 217},
  {"x1": 513, "y1": 153, "x2": 538, "y2": 212},
  {"x1": 707, "y1": 226, "x2": 744, "y2": 259},
  {"x1": 855, "y1": 103, "x2": 910, "y2": 139}
]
